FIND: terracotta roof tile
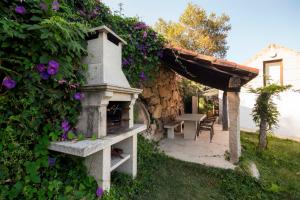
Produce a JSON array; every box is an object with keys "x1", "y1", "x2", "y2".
[{"x1": 165, "y1": 44, "x2": 259, "y2": 74}]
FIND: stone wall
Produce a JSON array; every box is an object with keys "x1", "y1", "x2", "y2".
[{"x1": 139, "y1": 65, "x2": 184, "y2": 140}]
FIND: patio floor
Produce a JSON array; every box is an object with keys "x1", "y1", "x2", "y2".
[{"x1": 159, "y1": 123, "x2": 235, "y2": 169}]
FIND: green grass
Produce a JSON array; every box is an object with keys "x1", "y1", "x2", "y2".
[
  {"x1": 240, "y1": 132, "x2": 300, "y2": 199},
  {"x1": 103, "y1": 133, "x2": 300, "y2": 200}
]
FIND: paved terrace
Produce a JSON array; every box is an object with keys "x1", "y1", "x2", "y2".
[{"x1": 159, "y1": 123, "x2": 235, "y2": 169}]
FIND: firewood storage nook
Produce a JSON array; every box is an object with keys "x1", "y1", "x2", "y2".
[{"x1": 48, "y1": 26, "x2": 147, "y2": 191}]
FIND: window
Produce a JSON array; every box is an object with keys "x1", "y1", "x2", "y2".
[{"x1": 263, "y1": 59, "x2": 283, "y2": 86}]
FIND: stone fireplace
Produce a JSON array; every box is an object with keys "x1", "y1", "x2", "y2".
[
  {"x1": 48, "y1": 26, "x2": 146, "y2": 191},
  {"x1": 76, "y1": 83, "x2": 140, "y2": 138},
  {"x1": 77, "y1": 25, "x2": 142, "y2": 139},
  {"x1": 106, "y1": 101, "x2": 130, "y2": 133}
]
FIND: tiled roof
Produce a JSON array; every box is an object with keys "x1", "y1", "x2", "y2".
[
  {"x1": 162, "y1": 45, "x2": 259, "y2": 91},
  {"x1": 166, "y1": 45, "x2": 259, "y2": 74}
]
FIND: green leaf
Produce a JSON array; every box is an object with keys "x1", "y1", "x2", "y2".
[
  {"x1": 26, "y1": 24, "x2": 42, "y2": 30},
  {"x1": 49, "y1": 132, "x2": 59, "y2": 141},
  {"x1": 48, "y1": 180, "x2": 63, "y2": 192},
  {"x1": 13, "y1": 181, "x2": 23, "y2": 195},
  {"x1": 79, "y1": 183, "x2": 86, "y2": 191},
  {"x1": 269, "y1": 183, "x2": 280, "y2": 193},
  {"x1": 64, "y1": 186, "x2": 73, "y2": 194},
  {"x1": 40, "y1": 31, "x2": 51, "y2": 39},
  {"x1": 77, "y1": 133, "x2": 85, "y2": 141},
  {"x1": 9, "y1": 181, "x2": 23, "y2": 199},
  {"x1": 30, "y1": 174, "x2": 41, "y2": 183},
  {"x1": 30, "y1": 16, "x2": 42, "y2": 22},
  {"x1": 24, "y1": 161, "x2": 41, "y2": 183},
  {"x1": 39, "y1": 55, "x2": 49, "y2": 64},
  {"x1": 67, "y1": 132, "x2": 75, "y2": 140},
  {"x1": 8, "y1": 115, "x2": 21, "y2": 122},
  {"x1": 91, "y1": 134, "x2": 97, "y2": 140}
]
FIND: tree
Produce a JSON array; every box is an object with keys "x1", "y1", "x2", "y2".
[
  {"x1": 154, "y1": 3, "x2": 231, "y2": 58},
  {"x1": 154, "y1": 3, "x2": 231, "y2": 116},
  {"x1": 250, "y1": 84, "x2": 291, "y2": 150}
]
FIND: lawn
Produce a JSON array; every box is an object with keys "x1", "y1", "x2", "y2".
[
  {"x1": 103, "y1": 133, "x2": 300, "y2": 200},
  {"x1": 240, "y1": 132, "x2": 300, "y2": 199}
]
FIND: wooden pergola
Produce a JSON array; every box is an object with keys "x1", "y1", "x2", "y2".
[{"x1": 162, "y1": 45, "x2": 259, "y2": 163}]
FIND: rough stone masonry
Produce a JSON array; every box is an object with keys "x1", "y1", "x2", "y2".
[{"x1": 140, "y1": 65, "x2": 184, "y2": 140}]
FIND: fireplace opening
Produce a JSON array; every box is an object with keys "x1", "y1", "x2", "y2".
[{"x1": 107, "y1": 101, "x2": 130, "y2": 133}]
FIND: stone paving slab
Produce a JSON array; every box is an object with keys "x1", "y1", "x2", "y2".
[{"x1": 159, "y1": 123, "x2": 235, "y2": 169}]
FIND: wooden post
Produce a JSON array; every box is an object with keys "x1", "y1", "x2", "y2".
[
  {"x1": 228, "y1": 91, "x2": 241, "y2": 164},
  {"x1": 222, "y1": 91, "x2": 228, "y2": 131}
]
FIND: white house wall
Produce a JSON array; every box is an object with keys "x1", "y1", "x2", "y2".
[{"x1": 239, "y1": 44, "x2": 300, "y2": 139}]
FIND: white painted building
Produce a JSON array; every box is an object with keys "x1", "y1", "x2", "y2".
[{"x1": 238, "y1": 44, "x2": 300, "y2": 140}]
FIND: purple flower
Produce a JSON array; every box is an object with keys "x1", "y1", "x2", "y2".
[
  {"x1": 48, "y1": 157, "x2": 56, "y2": 167},
  {"x1": 15, "y1": 6, "x2": 26, "y2": 15},
  {"x1": 122, "y1": 59, "x2": 130, "y2": 66},
  {"x1": 40, "y1": 71, "x2": 50, "y2": 80},
  {"x1": 134, "y1": 22, "x2": 148, "y2": 30},
  {"x1": 151, "y1": 32, "x2": 157, "y2": 39},
  {"x1": 143, "y1": 31, "x2": 148, "y2": 39},
  {"x1": 73, "y1": 92, "x2": 84, "y2": 100},
  {"x1": 138, "y1": 44, "x2": 146, "y2": 51},
  {"x1": 36, "y1": 64, "x2": 46, "y2": 73},
  {"x1": 61, "y1": 132, "x2": 67, "y2": 141},
  {"x1": 58, "y1": 79, "x2": 67, "y2": 84},
  {"x1": 157, "y1": 50, "x2": 163, "y2": 58},
  {"x1": 128, "y1": 58, "x2": 134, "y2": 65},
  {"x1": 78, "y1": 10, "x2": 86, "y2": 17},
  {"x1": 138, "y1": 44, "x2": 148, "y2": 56},
  {"x1": 39, "y1": 2, "x2": 48, "y2": 10},
  {"x1": 47, "y1": 60, "x2": 59, "y2": 75},
  {"x1": 2, "y1": 76, "x2": 16, "y2": 89},
  {"x1": 90, "y1": 8, "x2": 99, "y2": 18},
  {"x1": 52, "y1": 0, "x2": 60, "y2": 11},
  {"x1": 61, "y1": 120, "x2": 70, "y2": 133},
  {"x1": 70, "y1": 83, "x2": 79, "y2": 89},
  {"x1": 96, "y1": 187, "x2": 104, "y2": 198},
  {"x1": 139, "y1": 71, "x2": 146, "y2": 81}
]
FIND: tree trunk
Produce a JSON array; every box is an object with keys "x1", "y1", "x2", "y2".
[{"x1": 258, "y1": 117, "x2": 268, "y2": 150}]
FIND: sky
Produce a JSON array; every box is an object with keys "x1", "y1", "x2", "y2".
[{"x1": 101, "y1": 0, "x2": 300, "y2": 64}]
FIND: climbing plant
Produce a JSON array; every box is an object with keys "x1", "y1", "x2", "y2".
[
  {"x1": 250, "y1": 84, "x2": 291, "y2": 150},
  {"x1": 0, "y1": 0, "x2": 164, "y2": 199},
  {"x1": 62, "y1": 0, "x2": 165, "y2": 86},
  {"x1": 0, "y1": 0, "x2": 100, "y2": 199},
  {"x1": 109, "y1": 16, "x2": 164, "y2": 86}
]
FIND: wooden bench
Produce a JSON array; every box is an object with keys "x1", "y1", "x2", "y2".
[{"x1": 164, "y1": 121, "x2": 184, "y2": 139}]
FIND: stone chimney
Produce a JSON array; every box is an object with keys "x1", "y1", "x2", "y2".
[
  {"x1": 77, "y1": 26, "x2": 142, "y2": 139},
  {"x1": 82, "y1": 25, "x2": 130, "y2": 88}
]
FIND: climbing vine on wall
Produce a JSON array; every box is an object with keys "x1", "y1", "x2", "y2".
[
  {"x1": 62, "y1": 0, "x2": 165, "y2": 86},
  {"x1": 250, "y1": 84, "x2": 291, "y2": 150},
  {"x1": 110, "y1": 16, "x2": 165, "y2": 86},
  {"x1": 0, "y1": 0, "x2": 164, "y2": 199}
]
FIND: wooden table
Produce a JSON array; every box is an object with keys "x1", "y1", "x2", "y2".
[{"x1": 176, "y1": 114, "x2": 206, "y2": 140}]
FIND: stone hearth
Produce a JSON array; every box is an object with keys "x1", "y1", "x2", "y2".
[{"x1": 49, "y1": 25, "x2": 146, "y2": 191}]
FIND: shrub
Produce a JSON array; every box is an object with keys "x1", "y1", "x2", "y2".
[{"x1": 250, "y1": 84, "x2": 291, "y2": 149}]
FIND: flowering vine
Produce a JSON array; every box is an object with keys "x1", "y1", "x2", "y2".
[
  {"x1": 0, "y1": 0, "x2": 96, "y2": 199},
  {"x1": 2, "y1": 76, "x2": 16, "y2": 89},
  {"x1": 0, "y1": 0, "x2": 165, "y2": 199},
  {"x1": 110, "y1": 19, "x2": 165, "y2": 86},
  {"x1": 15, "y1": 5, "x2": 26, "y2": 14},
  {"x1": 52, "y1": 0, "x2": 60, "y2": 11}
]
